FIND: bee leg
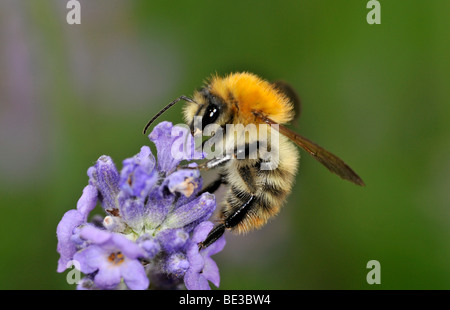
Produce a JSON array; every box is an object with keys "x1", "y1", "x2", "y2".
[
  {"x1": 198, "y1": 224, "x2": 225, "y2": 250},
  {"x1": 201, "y1": 154, "x2": 233, "y2": 170},
  {"x1": 178, "y1": 154, "x2": 232, "y2": 171},
  {"x1": 224, "y1": 195, "x2": 255, "y2": 230},
  {"x1": 199, "y1": 194, "x2": 256, "y2": 249},
  {"x1": 197, "y1": 174, "x2": 228, "y2": 196}
]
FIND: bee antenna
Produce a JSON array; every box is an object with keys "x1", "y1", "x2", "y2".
[{"x1": 142, "y1": 96, "x2": 195, "y2": 135}]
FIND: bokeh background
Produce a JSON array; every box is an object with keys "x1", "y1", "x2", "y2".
[{"x1": 0, "y1": 0, "x2": 448, "y2": 289}]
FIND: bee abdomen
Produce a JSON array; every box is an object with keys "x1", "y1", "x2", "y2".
[
  {"x1": 220, "y1": 138, "x2": 299, "y2": 235},
  {"x1": 222, "y1": 168, "x2": 294, "y2": 235}
]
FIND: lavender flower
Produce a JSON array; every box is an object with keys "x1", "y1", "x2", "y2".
[
  {"x1": 56, "y1": 122, "x2": 226, "y2": 290},
  {"x1": 185, "y1": 221, "x2": 226, "y2": 289},
  {"x1": 73, "y1": 226, "x2": 149, "y2": 290}
]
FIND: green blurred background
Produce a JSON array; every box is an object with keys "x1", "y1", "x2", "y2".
[{"x1": 0, "y1": 0, "x2": 448, "y2": 289}]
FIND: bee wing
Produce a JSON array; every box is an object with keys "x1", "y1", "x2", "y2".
[{"x1": 253, "y1": 110, "x2": 365, "y2": 186}]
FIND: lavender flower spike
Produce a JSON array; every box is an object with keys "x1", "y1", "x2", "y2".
[{"x1": 56, "y1": 122, "x2": 226, "y2": 290}]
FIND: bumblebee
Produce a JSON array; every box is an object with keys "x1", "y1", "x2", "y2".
[{"x1": 143, "y1": 72, "x2": 364, "y2": 248}]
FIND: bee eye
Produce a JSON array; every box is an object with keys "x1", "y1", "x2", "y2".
[{"x1": 202, "y1": 103, "x2": 220, "y2": 130}]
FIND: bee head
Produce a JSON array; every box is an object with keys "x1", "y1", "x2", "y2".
[{"x1": 183, "y1": 88, "x2": 232, "y2": 136}]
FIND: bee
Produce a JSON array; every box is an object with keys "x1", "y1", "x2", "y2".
[{"x1": 143, "y1": 72, "x2": 364, "y2": 249}]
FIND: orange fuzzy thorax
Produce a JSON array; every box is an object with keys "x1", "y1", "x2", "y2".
[{"x1": 208, "y1": 72, "x2": 294, "y2": 125}]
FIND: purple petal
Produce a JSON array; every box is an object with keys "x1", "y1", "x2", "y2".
[
  {"x1": 156, "y1": 229, "x2": 189, "y2": 253},
  {"x1": 70, "y1": 226, "x2": 86, "y2": 247},
  {"x1": 168, "y1": 124, "x2": 204, "y2": 162},
  {"x1": 110, "y1": 233, "x2": 147, "y2": 259},
  {"x1": 94, "y1": 264, "x2": 122, "y2": 290},
  {"x1": 120, "y1": 146, "x2": 157, "y2": 198},
  {"x1": 173, "y1": 173, "x2": 203, "y2": 209},
  {"x1": 202, "y1": 235, "x2": 226, "y2": 257},
  {"x1": 163, "y1": 169, "x2": 201, "y2": 198},
  {"x1": 148, "y1": 122, "x2": 179, "y2": 173},
  {"x1": 80, "y1": 226, "x2": 146, "y2": 259},
  {"x1": 121, "y1": 259, "x2": 150, "y2": 290},
  {"x1": 79, "y1": 225, "x2": 112, "y2": 245},
  {"x1": 138, "y1": 237, "x2": 161, "y2": 259},
  {"x1": 191, "y1": 221, "x2": 214, "y2": 244},
  {"x1": 144, "y1": 187, "x2": 175, "y2": 228},
  {"x1": 163, "y1": 193, "x2": 215, "y2": 230},
  {"x1": 186, "y1": 242, "x2": 204, "y2": 273},
  {"x1": 184, "y1": 269, "x2": 211, "y2": 290},
  {"x1": 202, "y1": 256, "x2": 220, "y2": 288},
  {"x1": 73, "y1": 245, "x2": 106, "y2": 274},
  {"x1": 56, "y1": 210, "x2": 85, "y2": 272},
  {"x1": 149, "y1": 122, "x2": 202, "y2": 174},
  {"x1": 118, "y1": 194, "x2": 144, "y2": 231},
  {"x1": 165, "y1": 253, "x2": 189, "y2": 276},
  {"x1": 88, "y1": 155, "x2": 120, "y2": 211},
  {"x1": 76, "y1": 185, "x2": 98, "y2": 218},
  {"x1": 56, "y1": 185, "x2": 100, "y2": 272}
]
